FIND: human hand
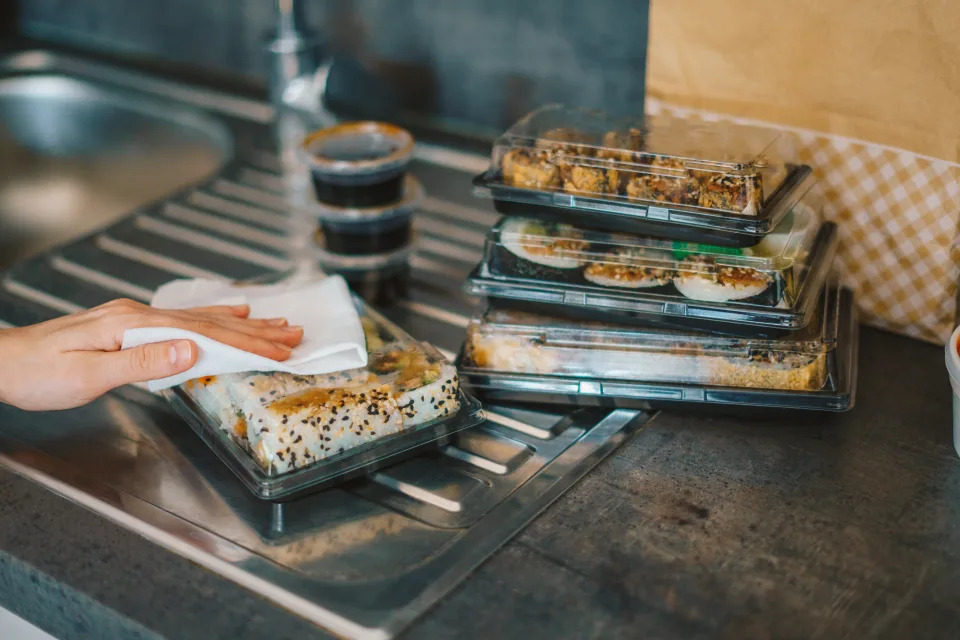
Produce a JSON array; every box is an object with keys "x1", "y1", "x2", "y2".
[{"x1": 0, "y1": 298, "x2": 304, "y2": 411}]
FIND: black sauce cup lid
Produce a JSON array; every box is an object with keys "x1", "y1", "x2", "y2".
[{"x1": 299, "y1": 121, "x2": 415, "y2": 186}]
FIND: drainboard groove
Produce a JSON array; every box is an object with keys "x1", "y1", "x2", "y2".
[
  {"x1": 96, "y1": 235, "x2": 225, "y2": 281},
  {"x1": 442, "y1": 447, "x2": 509, "y2": 475},
  {"x1": 392, "y1": 300, "x2": 469, "y2": 329},
  {"x1": 187, "y1": 191, "x2": 293, "y2": 230},
  {"x1": 239, "y1": 166, "x2": 284, "y2": 192},
  {"x1": 419, "y1": 196, "x2": 500, "y2": 229},
  {"x1": 135, "y1": 216, "x2": 290, "y2": 271},
  {"x1": 163, "y1": 203, "x2": 290, "y2": 249},
  {"x1": 2, "y1": 278, "x2": 84, "y2": 315},
  {"x1": 50, "y1": 256, "x2": 154, "y2": 302},
  {"x1": 213, "y1": 179, "x2": 290, "y2": 213},
  {"x1": 411, "y1": 217, "x2": 486, "y2": 247},
  {"x1": 414, "y1": 236, "x2": 482, "y2": 264},
  {"x1": 484, "y1": 410, "x2": 559, "y2": 441}
]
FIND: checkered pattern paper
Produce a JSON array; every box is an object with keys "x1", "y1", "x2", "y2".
[{"x1": 648, "y1": 99, "x2": 960, "y2": 344}]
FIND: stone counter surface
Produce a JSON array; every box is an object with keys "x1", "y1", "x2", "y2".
[{"x1": 0, "y1": 326, "x2": 957, "y2": 639}]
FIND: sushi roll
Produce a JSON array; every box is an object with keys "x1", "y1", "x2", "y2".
[
  {"x1": 563, "y1": 165, "x2": 621, "y2": 196},
  {"x1": 371, "y1": 344, "x2": 460, "y2": 424},
  {"x1": 490, "y1": 217, "x2": 589, "y2": 281},
  {"x1": 502, "y1": 149, "x2": 560, "y2": 190},
  {"x1": 242, "y1": 383, "x2": 405, "y2": 474},
  {"x1": 583, "y1": 248, "x2": 674, "y2": 289},
  {"x1": 625, "y1": 156, "x2": 700, "y2": 207},
  {"x1": 183, "y1": 375, "x2": 249, "y2": 444},
  {"x1": 596, "y1": 128, "x2": 645, "y2": 163},
  {"x1": 696, "y1": 172, "x2": 763, "y2": 215},
  {"x1": 178, "y1": 317, "x2": 464, "y2": 475},
  {"x1": 673, "y1": 255, "x2": 774, "y2": 302}
]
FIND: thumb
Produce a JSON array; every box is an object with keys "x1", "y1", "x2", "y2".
[{"x1": 95, "y1": 340, "x2": 198, "y2": 388}]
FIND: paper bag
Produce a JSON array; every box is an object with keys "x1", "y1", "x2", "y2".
[{"x1": 646, "y1": 0, "x2": 960, "y2": 343}]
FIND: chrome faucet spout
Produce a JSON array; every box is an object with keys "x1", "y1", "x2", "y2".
[{"x1": 266, "y1": 0, "x2": 334, "y2": 129}]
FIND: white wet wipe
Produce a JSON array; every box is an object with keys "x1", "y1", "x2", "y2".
[{"x1": 121, "y1": 275, "x2": 368, "y2": 391}]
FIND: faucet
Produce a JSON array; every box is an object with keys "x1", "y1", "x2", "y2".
[
  {"x1": 266, "y1": 0, "x2": 336, "y2": 273},
  {"x1": 267, "y1": 0, "x2": 336, "y2": 133}
]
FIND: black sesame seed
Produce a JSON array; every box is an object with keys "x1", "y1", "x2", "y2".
[{"x1": 294, "y1": 435, "x2": 302, "y2": 443}]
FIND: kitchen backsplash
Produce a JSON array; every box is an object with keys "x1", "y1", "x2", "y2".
[{"x1": 17, "y1": 0, "x2": 650, "y2": 131}]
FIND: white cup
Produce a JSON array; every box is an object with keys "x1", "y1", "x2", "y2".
[{"x1": 944, "y1": 325, "x2": 960, "y2": 458}]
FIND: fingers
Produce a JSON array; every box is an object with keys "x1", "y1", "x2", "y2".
[
  {"x1": 173, "y1": 318, "x2": 298, "y2": 360},
  {"x1": 69, "y1": 299, "x2": 303, "y2": 355},
  {"x1": 206, "y1": 318, "x2": 303, "y2": 347},
  {"x1": 92, "y1": 339, "x2": 199, "y2": 390},
  {"x1": 185, "y1": 304, "x2": 251, "y2": 318}
]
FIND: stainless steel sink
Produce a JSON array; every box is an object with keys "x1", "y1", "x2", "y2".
[
  {"x1": 0, "y1": 51, "x2": 649, "y2": 639},
  {"x1": 0, "y1": 71, "x2": 229, "y2": 266}
]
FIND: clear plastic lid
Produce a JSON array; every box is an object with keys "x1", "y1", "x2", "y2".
[
  {"x1": 487, "y1": 105, "x2": 793, "y2": 216},
  {"x1": 167, "y1": 298, "x2": 484, "y2": 500},
  {"x1": 463, "y1": 280, "x2": 842, "y2": 394},
  {"x1": 458, "y1": 285, "x2": 857, "y2": 412},
  {"x1": 481, "y1": 190, "x2": 823, "y2": 312}
]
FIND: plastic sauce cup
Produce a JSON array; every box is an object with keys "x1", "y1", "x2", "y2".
[{"x1": 300, "y1": 121, "x2": 414, "y2": 208}]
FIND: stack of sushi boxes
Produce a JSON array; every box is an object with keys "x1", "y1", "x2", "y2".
[{"x1": 457, "y1": 105, "x2": 858, "y2": 413}]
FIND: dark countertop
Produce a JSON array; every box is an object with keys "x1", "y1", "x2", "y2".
[{"x1": 0, "y1": 326, "x2": 958, "y2": 639}]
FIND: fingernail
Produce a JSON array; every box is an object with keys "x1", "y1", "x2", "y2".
[
  {"x1": 267, "y1": 318, "x2": 288, "y2": 326},
  {"x1": 273, "y1": 342, "x2": 292, "y2": 352},
  {"x1": 170, "y1": 340, "x2": 193, "y2": 365},
  {"x1": 282, "y1": 325, "x2": 303, "y2": 333}
]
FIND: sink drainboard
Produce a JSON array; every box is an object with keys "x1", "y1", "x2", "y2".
[{"x1": 0, "y1": 51, "x2": 649, "y2": 640}]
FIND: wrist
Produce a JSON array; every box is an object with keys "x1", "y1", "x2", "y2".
[{"x1": 0, "y1": 328, "x2": 20, "y2": 407}]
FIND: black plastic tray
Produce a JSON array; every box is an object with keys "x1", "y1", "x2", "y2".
[
  {"x1": 466, "y1": 222, "x2": 838, "y2": 337},
  {"x1": 473, "y1": 164, "x2": 815, "y2": 247},
  {"x1": 168, "y1": 388, "x2": 484, "y2": 501},
  {"x1": 457, "y1": 287, "x2": 858, "y2": 413}
]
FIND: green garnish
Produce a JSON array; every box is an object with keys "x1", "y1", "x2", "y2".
[{"x1": 672, "y1": 241, "x2": 744, "y2": 260}]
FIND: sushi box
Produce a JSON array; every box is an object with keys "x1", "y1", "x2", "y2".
[
  {"x1": 457, "y1": 280, "x2": 857, "y2": 413},
  {"x1": 472, "y1": 104, "x2": 811, "y2": 247},
  {"x1": 465, "y1": 195, "x2": 837, "y2": 336},
  {"x1": 166, "y1": 300, "x2": 485, "y2": 501}
]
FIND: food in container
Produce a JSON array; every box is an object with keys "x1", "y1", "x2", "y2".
[
  {"x1": 461, "y1": 281, "x2": 850, "y2": 404},
  {"x1": 171, "y1": 300, "x2": 484, "y2": 501},
  {"x1": 300, "y1": 121, "x2": 414, "y2": 208},
  {"x1": 474, "y1": 105, "x2": 809, "y2": 247},
  {"x1": 484, "y1": 200, "x2": 821, "y2": 309}
]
